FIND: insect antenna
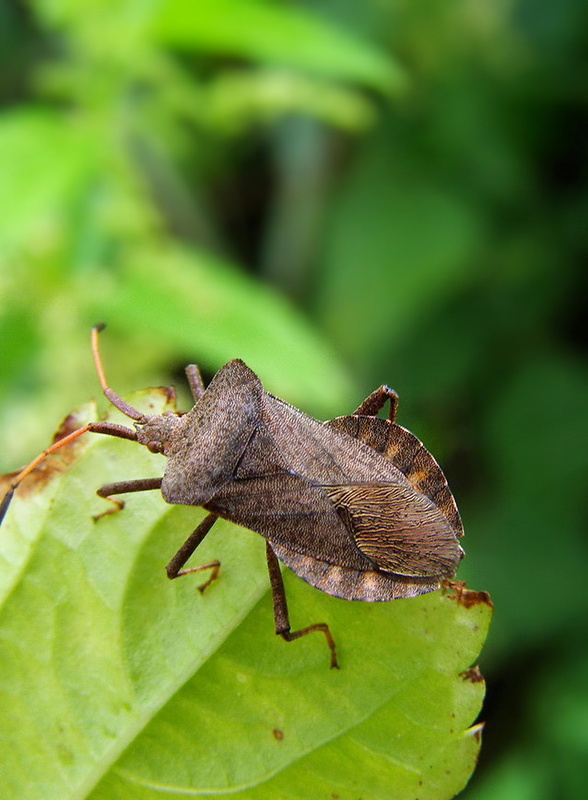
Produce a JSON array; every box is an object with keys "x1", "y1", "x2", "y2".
[
  {"x1": 1, "y1": 325, "x2": 143, "y2": 525},
  {"x1": 0, "y1": 424, "x2": 95, "y2": 525},
  {"x1": 91, "y1": 323, "x2": 145, "y2": 422}
]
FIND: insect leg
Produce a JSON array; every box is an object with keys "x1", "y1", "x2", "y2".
[
  {"x1": 265, "y1": 541, "x2": 339, "y2": 669},
  {"x1": 94, "y1": 477, "x2": 163, "y2": 519},
  {"x1": 354, "y1": 385, "x2": 399, "y2": 422},
  {"x1": 97, "y1": 478, "x2": 163, "y2": 497},
  {"x1": 166, "y1": 513, "x2": 220, "y2": 593},
  {"x1": 185, "y1": 364, "x2": 205, "y2": 402}
]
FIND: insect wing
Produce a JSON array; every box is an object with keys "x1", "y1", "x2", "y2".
[
  {"x1": 327, "y1": 415, "x2": 463, "y2": 537},
  {"x1": 204, "y1": 471, "x2": 370, "y2": 571},
  {"x1": 324, "y1": 482, "x2": 462, "y2": 579}
]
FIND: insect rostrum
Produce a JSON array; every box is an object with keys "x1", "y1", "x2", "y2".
[{"x1": 1, "y1": 326, "x2": 464, "y2": 669}]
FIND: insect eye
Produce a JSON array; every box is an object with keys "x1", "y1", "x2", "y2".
[{"x1": 147, "y1": 440, "x2": 163, "y2": 454}]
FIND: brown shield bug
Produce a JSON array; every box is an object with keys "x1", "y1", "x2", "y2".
[{"x1": 1, "y1": 325, "x2": 464, "y2": 668}]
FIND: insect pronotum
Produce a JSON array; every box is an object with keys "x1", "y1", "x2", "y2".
[{"x1": 1, "y1": 325, "x2": 464, "y2": 668}]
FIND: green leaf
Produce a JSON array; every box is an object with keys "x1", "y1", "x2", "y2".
[
  {"x1": 151, "y1": 0, "x2": 404, "y2": 93},
  {"x1": 203, "y1": 69, "x2": 376, "y2": 134},
  {"x1": 0, "y1": 391, "x2": 491, "y2": 800}
]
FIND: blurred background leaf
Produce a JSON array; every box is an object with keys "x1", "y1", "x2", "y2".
[
  {"x1": 151, "y1": 0, "x2": 405, "y2": 91},
  {"x1": 1, "y1": 0, "x2": 587, "y2": 797}
]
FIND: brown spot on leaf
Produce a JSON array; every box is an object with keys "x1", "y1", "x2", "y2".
[
  {"x1": 0, "y1": 409, "x2": 92, "y2": 498},
  {"x1": 52, "y1": 412, "x2": 85, "y2": 445},
  {"x1": 272, "y1": 728, "x2": 284, "y2": 741},
  {"x1": 460, "y1": 665, "x2": 484, "y2": 683},
  {"x1": 442, "y1": 580, "x2": 493, "y2": 609},
  {"x1": 143, "y1": 385, "x2": 177, "y2": 411},
  {"x1": 131, "y1": 386, "x2": 180, "y2": 414}
]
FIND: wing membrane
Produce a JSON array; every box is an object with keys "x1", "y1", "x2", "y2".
[
  {"x1": 326, "y1": 415, "x2": 463, "y2": 537},
  {"x1": 324, "y1": 482, "x2": 462, "y2": 579}
]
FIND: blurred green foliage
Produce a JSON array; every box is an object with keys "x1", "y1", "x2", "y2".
[{"x1": 0, "y1": 0, "x2": 587, "y2": 798}]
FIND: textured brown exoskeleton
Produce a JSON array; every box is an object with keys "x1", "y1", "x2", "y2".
[{"x1": 1, "y1": 326, "x2": 464, "y2": 668}]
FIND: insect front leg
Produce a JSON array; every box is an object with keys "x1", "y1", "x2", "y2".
[
  {"x1": 166, "y1": 513, "x2": 220, "y2": 593},
  {"x1": 95, "y1": 477, "x2": 163, "y2": 520},
  {"x1": 185, "y1": 364, "x2": 205, "y2": 402},
  {"x1": 354, "y1": 385, "x2": 399, "y2": 422},
  {"x1": 265, "y1": 541, "x2": 339, "y2": 669}
]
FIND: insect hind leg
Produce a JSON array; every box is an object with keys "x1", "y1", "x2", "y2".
[
  {"x1": 354, "y1": 385, "x2": 399, "y2": 422},
  {"x1": 266, "y1": 542, "x2": 339, "y2": 669}
]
